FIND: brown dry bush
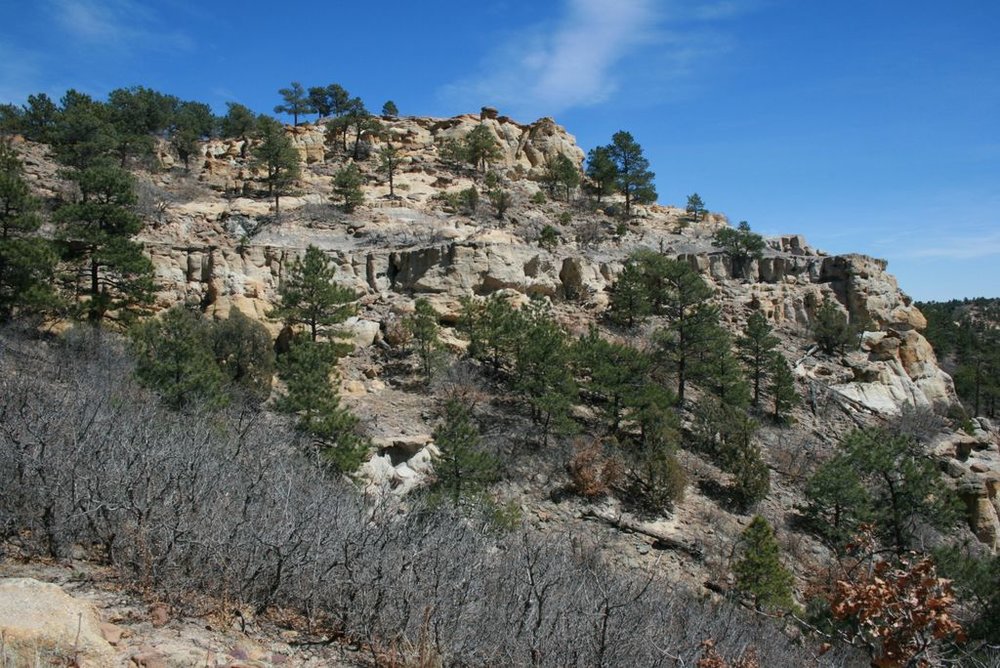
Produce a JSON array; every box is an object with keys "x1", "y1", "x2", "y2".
[{"x1": 567, "y1": 438, "x2": 624, "y2": 498}]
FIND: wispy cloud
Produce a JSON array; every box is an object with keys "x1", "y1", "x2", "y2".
[
  {"x1": 48, "y1": 0, "x2": 194, "y2": 53},
  {"x1": 440, "y1": 0, "x2": 662, "y2": 117},
  {"x1": 439, "y1": 0, "x2": 760, "y2": 119}
]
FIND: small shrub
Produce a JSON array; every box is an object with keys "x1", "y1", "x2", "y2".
[
  {"x1": 530, "y1": 190, "x2": 546, "y2": 205},
  {"x1": 567, "y1": 438, "x2": 623, "y2": 499}
]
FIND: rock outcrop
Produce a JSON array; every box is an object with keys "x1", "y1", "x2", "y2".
[{"x1": 0, "y1": 578, "x2": 116, "y2": 668}]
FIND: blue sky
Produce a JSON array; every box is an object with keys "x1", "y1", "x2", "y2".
[{"x1": 3, "y1": 0, "x2": 998, "y2": 300}]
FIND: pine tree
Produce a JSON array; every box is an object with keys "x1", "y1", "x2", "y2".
[
  {"x1": 381, "y1": 100, "x2": 399, "y2": 117},
  {"x1": 432, "y1": 399, "x2": 498, "y2": 504},
  {"x1": 713, "y1": 221, "x2": 765, "y2": 279},
  {"x1": 513, "y1": 300, "x2": 577, "y2": 445},
  {"x1": 405, "y1": 298, "x2": 441, "y2": 383},
  {"x1": 0, "y1": 140, "x2": 58, "y2": 321},
  {"x1": 812, "y1": 296, "x2": 853, "y2": 354},
  {"x1": 274, "y1": 82, "x2": 313, "y2": 126},
  {"x1": 544, "y1": 153, "x2": 580, "y2": 201},
  {"x1": 54, "y1": 164, "x2": 154, "y2": 325},
  {"x1": 377, "y1": 142, "x2": 401, "y2": 198},
  {"x1": 332, "y1": 163, "x2": 364, "y2": 212},
  {"x1": 685, "y1": 193, "x2": 705, "y2": 222},
  {"x1": 573, "y1": 328, "x2": 651, "y2": 434},
  {"x1": 211, "y1": 307, "x2": 276, "y2": 402},
  {"x1": 768, "y1": 353, "x2": 800, "y2": 422},
  {"x1": 802, "y1": 454, "x2": 870, "y2": 549},
  {"x1": 651, "y1": 258, "x2": 719, "y2": 404},
  {"x1": 52, "y1": 89, "x2": 116, "y2": 169},
  {"x1": 607, "y1": 260, "x2": 651, "y2": 328},
  {"x1": 129, "y1": 305, "x2": 228, "y2": 410},
  {"x1": 276, "y1": 338, "x2": 367, "y2": 472},
  {"x1": 169, "y1": 100, "x2": 215, "y2": 171},
  {"x1": 804, "y1": 428, "x2": 959, "y2": 554},
  {"x1": 464, "y1": 124, "x2": 503, "y2": 173},
  {"x1": 105, "y1": 86, "x2": 176, "y2": 167},
  {"x1": 733, "y1": 515, "x2": 795, "y2": 611},
  {"x1": 220, "y1": 102, "x2": 257, "y2": 158},
  {"x1": 585, "y1": 145, "x2": 617, "y2": 204},
  {"x1": 738, "y1": 311, "x2": 779, "y2": 407},
  {"x1": 607, "y1": 131, "x2": 657, "y2": 217},
  {"x1": 704, "y1": 329, "x2": 751, "y2": 408},
  {"x1": 251, "y1": 116, "x2": 300, "y2": 218},
  {"x1": 270, "y1": 245, "x2": 356, "y2": 343}
]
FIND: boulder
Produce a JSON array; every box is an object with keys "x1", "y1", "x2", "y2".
[{"x1": 0, "y1": 578, "x2": 116, "y2": 668}]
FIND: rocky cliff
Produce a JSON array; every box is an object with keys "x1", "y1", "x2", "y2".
[{"x1": 13, "y1": 108, "x2": 1000, "y2": 550}]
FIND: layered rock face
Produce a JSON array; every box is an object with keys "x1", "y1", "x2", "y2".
[{"x1": 18, "y1": 110, "x2": 998, "y2": 546}]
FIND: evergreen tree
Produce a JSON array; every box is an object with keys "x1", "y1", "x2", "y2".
[
  {"x1": 169, "y1": 100, "x2": 215, "y2": 171},
  {"x1": 251, "y1": 116, "x2": 300, "y2": 218},
  {"x1": 690, "y1": 398, "x2": 769, "y2": 509},
  {"x1": 129, "y1": 305, "x2": 228, "y2": 410},
  {"x1": 685, "y1": 193, "x2": 705, "y2": 222},
  {"x1": 106, "y1": 86, "x2": 177, "y2": 167},
  {"x1": 274, "y1": 82, "x2": 313, "y2": 126},
  {"x1": 21, "y1": 93, "x2": 59, "y2": 143},
  {"x1": 220, "y1": 102, "x2": 257, "y2": 158},
  {"x1": 607, "y1": 131, "x2": 657, "y2": 217},
  {"x1": 54, "y1": 164, "x2": 154, "y2": 325},
  {"x1": 574, "y1": 328, "x2": 651, "y2": 434},
  {"x1": 0, "y1": 104, "x2": 23, "y2": 137},
  {"x1": 513, "y1": 300, "x2": 577, "y2": 445},
  {"x1": 0, "y1": 141, "x2": 58, "y2": 321},
  {"x1": 812, "y1": 296, "x2": 853, "y2": 354},
  {"x1": 459, "y1": 293, "x2": 520, "y2": 371},
  {"x1": 377, "y1": 142, "x2": 401, "y2": 198},
  {"x1": 768, "y1": 353, "x2": 800, "y2": 423},
  {"x1": 804, "y1": 428, "x2": 959, "y2": 554},
  {"x1": 405, "y1": 297, "x2": 441, "y2": 383},
  {"x1": 276, "y1": 338, "x2": 367, "y2": 472},
  {"x1": 332, "y1": 163, "x2": 364, "y2": 212},
  {"x1": 464, "y1": 124, "x2": 503, "y2": 173},
  {"x1": 651, "y1": 258, "x2": 718, "y2": 404},
  {"x1": 432, "y1": 399, "x2": 498, "y2": 504},
  {"x1": 52, "y1": 90, "x2": 116, "y2": 169},
  {"x1": 628, "y1": 445, "x2": 686, "y2": 514},
  {"x1": 211, "y1": 307, "x2": 276, "y2": 402},
  {"x1": 538, "y1": 224, "x2": 559, "y2": 251},
  {"x1": 381, "y1": 100, "x2": 399, "y2": 117},
  {"x1": 487, "y1": 186, "x2": 512, "y2": 220},
  {"x1": 704, "y1": 329, "x2": 751, "y2": 408},
  {"x1": 585, "y1": 145, "x2": 617, "y2": 204},
  {"x1": 270, "y1": 245, "x2": 356, "y2": 343},
  {"x1": 738, "y1": 311, "x2": 779, "y2": 407},
  {"x1": 802, "y1": 454, "x2": 870, "y2": 549},
  {"x1": 607, "y1": 259, "x2": 651, "y2": 328},
  {"x1": 733, "y1": 516, "x2": 795, "y2": 611},
  {"x1": 713, "y1": 221, "x2": 765, "y2": 279},
  {"x1": 543, "y1": 153, "x2": 580, "y2": 201}
]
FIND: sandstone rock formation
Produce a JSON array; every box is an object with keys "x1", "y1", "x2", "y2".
[{"x1": 0, "y1": 578, "x2": 116, "y2": 667}]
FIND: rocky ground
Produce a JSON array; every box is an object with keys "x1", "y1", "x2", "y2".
[{"x1": 0, "y1": 560, "x2": 360, "y2": 667}]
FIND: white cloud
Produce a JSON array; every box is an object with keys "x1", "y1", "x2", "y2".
[
  {"x1": 440, "y1": 0, "x2": 662, "y2": 117},
  {"x1": 438, "y1": 0, "x2": 759, "y2": 119},
  {"x1": 48, "y1": 0, "x2": 193, "y2": 53}
]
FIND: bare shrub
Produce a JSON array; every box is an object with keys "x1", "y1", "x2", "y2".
[{"x1": 0, "y1": 327, "x2": 857, "y2": 667}]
